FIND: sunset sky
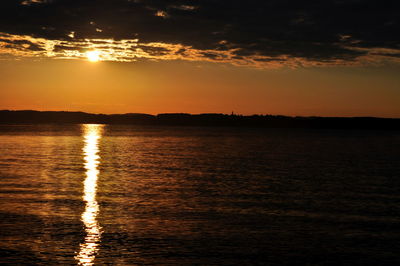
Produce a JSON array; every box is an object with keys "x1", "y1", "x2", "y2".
[{"x1": 0, "y1": 0, "x2": 399, "y2": 117}]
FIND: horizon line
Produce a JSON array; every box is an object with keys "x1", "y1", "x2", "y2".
[{"x1": 1, "y1": 109, "x2": 399, "y2": 120}]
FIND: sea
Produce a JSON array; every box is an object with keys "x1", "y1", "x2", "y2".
[{"x1": 0, "y1": 124, "x2": 399, "y2": 265}]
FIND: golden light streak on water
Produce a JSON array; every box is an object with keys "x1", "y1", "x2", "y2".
[{"x1": 75, "y1": 124, "x2": 104, "y2": 265}]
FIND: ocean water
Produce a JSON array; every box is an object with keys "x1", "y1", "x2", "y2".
[{"x1": 0, "y1": 124, "x2": 399, "y2": 265}]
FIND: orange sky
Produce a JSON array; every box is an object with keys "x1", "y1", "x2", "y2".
[
  {"x1": 1, "y1": 1, "x2": 399, "y2": 117},
  {"x1": 0, "y1": 58, "x2": 399, "y2": 117}
]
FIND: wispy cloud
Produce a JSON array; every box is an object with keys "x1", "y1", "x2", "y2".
[
  {"x1": 1, "y1": 32, "x2": 399, "y2": 68},
  {"x1": 20, "y1": 0, "x2": 47, "y2": 6}
]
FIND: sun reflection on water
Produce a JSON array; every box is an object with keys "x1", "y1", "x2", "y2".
[{"x1": 75, "y1": 124, "x2": 104, "y2": 265}]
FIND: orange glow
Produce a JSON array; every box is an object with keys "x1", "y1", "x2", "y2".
[
  {"x1": 75, "y1": 124, "x2": 104, "y2": 265},
  {"x1": 86, "y1": 51, "x2": 101, "y2": 62},
  {"x1": 0, "y1": 59, "x2": 399, "y2": 117}
]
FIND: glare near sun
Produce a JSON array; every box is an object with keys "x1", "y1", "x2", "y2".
[{"x1": 87, "y1": 50, "x2": 101, "y2": 62}]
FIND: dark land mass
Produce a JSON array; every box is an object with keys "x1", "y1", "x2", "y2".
[{"x1": 0, "y1": 110, "x2": 399, "y2": 130}]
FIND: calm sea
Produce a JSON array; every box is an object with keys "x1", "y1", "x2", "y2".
[{"x1": 0, "y1": 124, "x2": 399, "y2": 265}]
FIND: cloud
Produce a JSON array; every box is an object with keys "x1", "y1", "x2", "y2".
[
  {"x1": 20, "y1": 0, "x2": 47, "y2": 6},
  {"x1": 0, "y1": 0, "x2": 398, "y2": 68}
]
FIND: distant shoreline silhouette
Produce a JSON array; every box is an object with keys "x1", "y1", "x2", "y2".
[{"x1": 0, "y1": 110, "x2": 399, "y2": 130}]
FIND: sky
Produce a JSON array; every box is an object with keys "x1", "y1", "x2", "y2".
[{"x1": 0, "y1": 0, "x2": 399, "y2": 117}]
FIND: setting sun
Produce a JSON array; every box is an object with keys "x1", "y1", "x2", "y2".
[{"x1": 86, "y1": 50, "x2": 101, "y2": 62}]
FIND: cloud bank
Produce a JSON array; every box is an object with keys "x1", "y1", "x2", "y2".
[{"x1": 0, "y1": 0, "x2": 399, "y2": 68}]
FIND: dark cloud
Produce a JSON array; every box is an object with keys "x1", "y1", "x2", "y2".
[
  {"x1": 53, "y1": 44, "x2": 82, "y2": 52},
  {"x1": 136, "y1": 45, "x2": 170, "y2": 56},
  {"x1": 0, "y1": 0, "x2": 399, "y2": 62},
  {"x1": 0, "y1": 36, "x2": 44, "y2": 51}
]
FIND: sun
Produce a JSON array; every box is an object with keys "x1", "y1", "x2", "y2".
[{"x1": 86, "y1": 50, "x2": 101, "y2": 62}]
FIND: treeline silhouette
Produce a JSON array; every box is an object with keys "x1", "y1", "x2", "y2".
[{"x1": 0, "y1": 110, "x2": 399, "y2": 130}]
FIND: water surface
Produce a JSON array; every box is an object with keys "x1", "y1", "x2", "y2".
[{"x1": 0, "y1": 124, "x2": 399, "y2": 265}]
